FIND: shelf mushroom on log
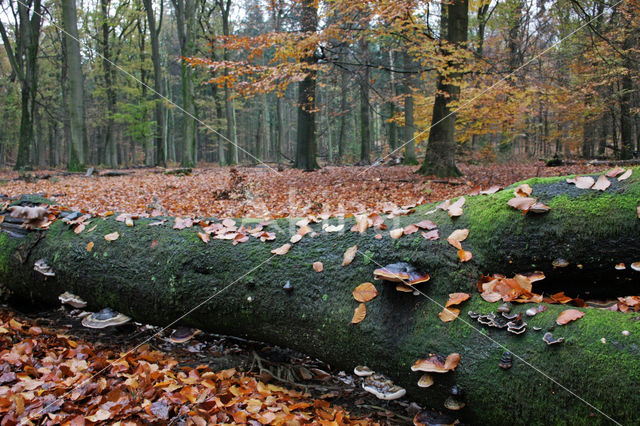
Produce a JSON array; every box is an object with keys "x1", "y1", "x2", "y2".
[{"x1": 1, "y1": 171, "x2": 640, "y2": 424}]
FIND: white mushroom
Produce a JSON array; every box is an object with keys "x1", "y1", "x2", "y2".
[
  {"x1": 81, "y1": 308, "x2": 131, "y2": 329},
  {"x1": 34, "y1": 259, "x2": 54, "y2": 277}
]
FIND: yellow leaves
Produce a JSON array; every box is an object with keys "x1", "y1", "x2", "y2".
[
  {"x1": 104, "y1": 232, "x2": 119, "y2": 241},
  {"x1": 342, "y1": 245, "x2": 357, "y2": 266},
  {"x1": 438, "y1": 308, "x2": 460, "y2": 322},
  {"x1": 86, "y1": 241, "x2": 94, "y2": 252},
  {"x1": 351, "y1": 303, "x2": 366, "y2": 324},
  {"x1": 353, "y1": 282, "x2": 378, "y2": 303},
  {"x1": 271, "y1": 243, "x2": 291, "y2": 255}
]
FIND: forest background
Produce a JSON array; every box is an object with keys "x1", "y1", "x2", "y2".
[{"x1": 0, "y1": 0, "x2": 638, "y2": 176}]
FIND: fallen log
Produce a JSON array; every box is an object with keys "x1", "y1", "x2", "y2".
[{"x1": 1, "y1": 171, "x2": 640, "y2": 424}]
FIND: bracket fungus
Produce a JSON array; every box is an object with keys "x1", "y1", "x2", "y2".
[
  {"x1": 8, "y1": 205, "x2": 49, "y2": 229},
  {"x1": 353, "y1": 365, "x2": 374, "y2": 377},
  {"x1": 417, "y1": 374, "x2": 434, "y2": 388},
  {"x1": 81, "y1": 308, "x2": 131, "y2": 329},
  {"x1": 542, "y1": 332, "x2": 564, "y2": 345},
  {"x1": 34, "y1": 259, "x2": 55, "y2": 277},
  {"x1": 373, "y1": 262, "x2": 429, "y2": 286},
  {"x1": 362, "y1": 374, "x2": 406, "y2": 400},
  {"x1": 498, "y1": 352, "x2": 513, "y2": 370},
  {"x1": 58, "y1": 291, "x2": 87, "y2": 309},
  {"x1": 169, "y1": 327, "x2": 200, "y2": 344},
  {"x1": 411, "y1": 353, "x2": 460, "y2": 374}
]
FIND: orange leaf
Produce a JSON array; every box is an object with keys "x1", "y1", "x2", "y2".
[
  {"x1": 313, "y1": 261, "x2": 323, "y2": 272},
  {"x1": 271, "y1": 243, "x2": 291, "y2": 255},
  {"x1": 556, "y1": 309, "x2": 585, "y2": 325},
  {"x1": 445, "y1": 292, "x2": 470, "y2": 307},
  {"x1": 198, "y1": 232, "x2": 210, "y2": 244},
  {"x1": 606, "y1": 166, "x2": 625, "y2": 178},
  {"x1": 351, "y1": 303, "x2": 366, "y2": 324},
  {"x1": 342, "y1": 245, "x2": 357, "y2": 266},
  {"x1": 353, "y1": 282, "x2": 378, "y2": 302},
  {"x1": 507, "y1": 197, "x2": 536, "y2": 212},
  {"x1": 444, "y1": 353, "x2": 461, "y2": 370},
  {"x1": 448, "y1": 229, "x2": 469, "y2": 243},
  {"x1": 438, "y1": 307, "x2": 460, "y2": 322},
  {"x1": 86, "y1": 241, "x2": 94, "y2": 252},
  {"x1": 457, "y1": 249, "x2": 472, "y2": 262},
  {"x1": 514, "y1": 183, "x2": 532, "y2": 197},
  {"x1": 104, "y1": 232, "x2": 119, "y2": 241},
  {"x1": 403, "y1": 224, "x2": 419, "y2": 235}
]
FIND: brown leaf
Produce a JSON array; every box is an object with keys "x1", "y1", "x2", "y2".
[
  {"x1": 313, "y1": 261, "x2": 323, "y2": 272},
  {"x1": 592, "y1": 175, "x2": 611, "y2": 191},
  {"x1": 507, "y1": 197, "x2": 536, "y2": 212},
  {"x1": 342, "y1": 245, "x2": 357, "y2": 266},
  {"x1": 447, "y1": 237, "x2": 462, "y2": 250},
  {"x1": 271, "y1": 243, "x2": 291, "y2": 255},
  {"x1": 575, "y1": 176, "x2": 595, "y2": 189},
  {"x1": 374, "y1": 233, "x2": 383, "y2": 239},
  {"x1": 351, "y1": 303, "x2": 366, "y2": 324},
  {"x1": 445, "y1": 292, "x2": 470, "y2": 307},
  {"x1": 448, "y1": 229, "x2": 469, "y2": 243},
  {"x1": 198, "y1": 232, "x2": 210, "y2": 244},
  {"x1": 619, "y1": 169, "x2": 633, "y2": 181},
  {"x1": 353, "y1": 215, "x2": 369, "y2": 233},
  {"x1": 104, "y1": 231, "x2": 119, "y2": 241},
  {"x1": 415, "y1": 220, "x2": 437, "y2": 230},
  {"x1": 444, "y1": 353, "x2": 461, "y2": 370},
  {"x1": 606, "y1": 167, "x2": 625, "y2": 178},
  {"x1": 514, "y1": 183, "x2": 532, "y2": 197},
  {"x1": 556, "y1": 309, "x2": 585, "y2": 325},
  {"x1": 290, "y1": 234, "x2": 303, "y2": 244},
  {"x1": 389, "y1": 228, "x2": 403, "y2": 239},
  {"x1": 353, "y1": 282, "x2": 378, "y2": 302},
  {"x1": 480, "y1": 185, "x2": 501, "y2": 194},
  {"x1": 403, "y1": 224, "x2": 419, "y2": 235},
  {"x1": 422, "y1": 229, "x2": 439, "y2": 240},
  {"x1": 448, "y1": 196, "x2": 465, "y2": 217},
  {"x1": 86, "y1": 241, "x2": 94, "y2": 252},
  {"x1": 457, "y1": 249, "x2": 472, "y2": 262},
  {"x1": 438, "y1": 307, "x2": 460, "y2": 322}
]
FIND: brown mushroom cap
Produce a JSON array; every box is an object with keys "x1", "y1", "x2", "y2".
[
  {"x1": 412, "y1": 353, "x2": 460, "y2": 373},
  {"x1": 417, "y1": 374, "x2": 434, "y2": 388},
  {"x1": 413, "y1": 410, "x2": 457, "y2": 426},
  {"x1": 81, "y1": 308, "x2": 131, "y2": 329},
  {"x1": 58, "y1": 291, "x2": 87, "y2": 308},
  {"x1": 169, "y1": 327, "x2": 200, "y2": 343},
  {"x1": 444, "y1": 396, "x2": 466, "y2": 411},
  {"x1": 373, "y1": 262, "x2": 428, "y2": 285}
]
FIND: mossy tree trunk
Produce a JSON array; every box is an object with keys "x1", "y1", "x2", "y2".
[{"x1": 2, "y1": 171, "x2": 640, "y2": 424}]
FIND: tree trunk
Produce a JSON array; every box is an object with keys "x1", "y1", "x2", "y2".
[
  {"x1": 294, "y1": 0, "x2": 319, "y2": 171},
  {"x1": 3, "y1": 172, "x2": 640, "y2": 424},
  {"x1": 418, "y1": 0, "x2": 468, "y2": 177},
  {"x1": 401, "y1": 50, "x2": 417, "y2": 165},
  {"x1": 217, "y1": 0, "x2": 238, "y2": 165},
  {"x1": 359, "y1": 38, "x2": 370, "y2": 164},
  {"x1": 62, "y1": 0, "x2": 86, "y2": 171},
  {"x1": 143, "y1": 0, "x2": 166, "y2": 167}
]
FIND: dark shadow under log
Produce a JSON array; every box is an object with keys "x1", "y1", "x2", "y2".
[{"x1": 1, "y1": 171, "x2": 640, "y2": 424}]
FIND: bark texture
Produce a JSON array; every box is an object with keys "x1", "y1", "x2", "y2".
[{"x1": 2, "y1": 171, "x2": 640, "y2": 425}]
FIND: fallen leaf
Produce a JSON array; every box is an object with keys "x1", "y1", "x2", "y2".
[
  {"x1": 445, "y1": 292, "x2": 470, "y2": 307},
  {"x1": 422, "y1": 229, "x2": 439, "y2": 240},
  {"x1": 480, "y1": 185, "x2": 501, "y2": 194},
  {"x1": 575, "y1": 176, "x2": 595, "y2": 189},
  {"x1": 86, "y1": 241, "x2": 94, "y2": 252},
  {"x1": 104, "y1": 232, "x2": 119, "y2": 241},
  {"x1": 556, "y1": 309, "x2": 585, "y2": 325},
  {"x1": 353, "y1": 282, "x2": 378, "y2": 302},
  {"x1": 515, "y1": 183, "x2": 533, "y2": 197},
  {"x1": 606, "y1": 167, "x2": 625, "y2": 178},
  {"x1": 222, "y1": 218, "x2": 236, "y2": 228},
  {"x1": 374, "y1": 233, "x2": 383, "y2": 239},
  {"x1": 74, "y1": 222, "x2": 86, "y2": 234},
  {"x1": 415, "y1": 220, "x2": 437, "y2": 230},
  {"x1": 198, "y1": 232, "x2": 210, "y2": 244},
  {"x1": 457, "y1": 249, "x2": 472, "y2": 262},
  {"x1": 619, "y1": 169, "x2": 633, "y2": 181},
  {"x1": 447, "y1": 237, "x2": 462, "y2": 250},
  {"x1": 403, "y1": 224, "x2": 419, "y2": 235},
  {"x1": 507, "y1": 197, "x2": 536, "y2": 212},
  {"x1": 438, "y1": 307, "x2": 460, "y2": 322},
  {"x1": 324, "y1": 224, "x2": 344, "y2": 233},
  {"x1": 448, "y1": 229, "x2": 469, "y2": 243},
  {"x1": 389, "y1": 228, "x2": 403, "y2": 239},
  {"x1": 290, "y1": 234, "x2": 303, "y2": 244},
  {"x1": 342, "y1": 245, "x2": 357, "y2": 266},
  {"x1": 448, "y1": 197, "x2": 465, "y2": 217},
  {"x1": 444, "y1": 353, "x2": 461, "y2": 370},
  {"x1": 592, "y1": 175, "x2": 611, "y2": 191},
  {"x1": 271, "y1": 243, "x2": 291, "y2": 255},
  {"x1": 313, "y1": 261, "x2": 323, "y2": 272},
  {"x1": 351, "y1": 303, "x2": 366, "y2": 324}
]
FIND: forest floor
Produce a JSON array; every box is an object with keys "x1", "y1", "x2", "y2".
[
  {"x1": 0, "y1": 162, "x2": 602, "y2": 219},
  {"x1": 0, "y1": 162, "x2": 607, "y2": 424}
]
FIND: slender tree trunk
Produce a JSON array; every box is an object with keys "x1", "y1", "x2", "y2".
[
  {"x1": 337, "y1": 68, "x2": 348, "y2": 162},
  {"x1": 294, "y1": 0, "x2": 319, "y2": 170},
  {"x1": 100, "y1": 0, "x2": 118, "y2": 167},
  {"x1": 217, "y1": 0, "x2": 238, "y2": 165},
  {"x1": 62, "y1": 0, "x2": 86, "y2": 171},
  {"x1": 359, "y1": 38, "x2": 370, "y2": 164},
  {"x1": 143, "y1": 0, "x2": 165, "y2": 167},
  {"x1": 387, "y1": 50, "x2": 397, "y2": 151},
  {"x1": 418, "y1": 0, "x2": 468, "y2": 177},
  {"x1": 401, "y1": 50, "x2": 417, "y2": 164}
]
